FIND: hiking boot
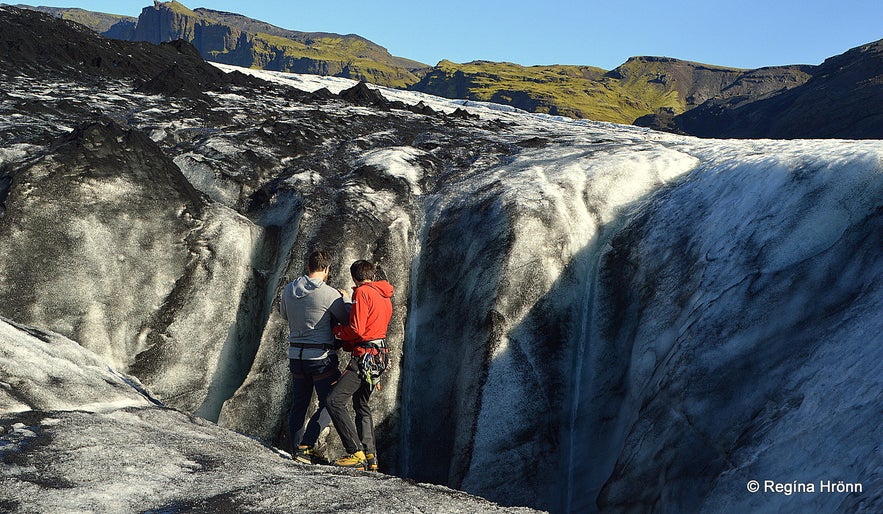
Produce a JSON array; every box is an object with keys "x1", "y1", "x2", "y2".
[
  {"x1": 365, "y1": 453, "x2": 378, "y2": 472},
  {"x1": 334, "y1": 451, "x2": 367, "y2": 470},
  {"x1": 293, "y1": 445, "x2": 328, "y2": 465}
]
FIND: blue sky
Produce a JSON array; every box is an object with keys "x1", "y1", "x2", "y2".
[{"x1": 26, "y1": 0, "x2": 883, "y2": 70}]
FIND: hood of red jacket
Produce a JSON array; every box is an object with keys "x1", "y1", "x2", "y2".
[{"x1": 364, "y1": 280, "x2": 394, "y2": 298}]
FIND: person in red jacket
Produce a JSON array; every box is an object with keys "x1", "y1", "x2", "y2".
[{"x1": 327, "y1": 260, "x2": 394, "y2": 471}]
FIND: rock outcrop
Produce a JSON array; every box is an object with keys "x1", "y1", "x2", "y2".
[
  {"x1": 18, "y1": 2, "x2": 883, "y2": 135},
  {"x1": 124, "y1": 1, "x2": 427, "y2": 88},
  {"x1": 408, "y1": 57, "x2": 815, "y2": 125},
  {"x1": 666, "y1": 38, "x2": 883, "y2": 138}
]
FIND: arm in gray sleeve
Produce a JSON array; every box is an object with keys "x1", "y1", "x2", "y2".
[{"x1": 329, "y1": 296, "x2": 350, "y2": 325}]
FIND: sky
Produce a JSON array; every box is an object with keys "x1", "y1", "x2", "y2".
[{"x1": 19, "y1": 0, "x2": 883, "y2": 70}]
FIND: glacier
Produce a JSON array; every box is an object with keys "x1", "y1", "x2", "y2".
[
  {"x1": 0, "y1": 316, "x2": 537, "y2": 513},
  {"x1": 1, "y1": 45, "x2": 881, "y2": 513}
]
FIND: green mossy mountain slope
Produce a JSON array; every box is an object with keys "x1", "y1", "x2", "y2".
[
  {"x1": 131, "y1": 1, "x2": 427, "y2": 88},
  {"x1": 23, "y1": 1, "x2": 426, "y2": 88},
  {"x1": 410, "y1": 57, "x2": 812, "y2": 124},
  {"x1": 13, "y1": 4, "x2": 135, "y2": 32},
  {"x1": 21, "y1": 1, "x2": 816, "y2": 124}
]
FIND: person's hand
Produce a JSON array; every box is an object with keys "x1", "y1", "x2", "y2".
[{"x1": 337, "y1": 288, "x2": 351, "y2": 301}]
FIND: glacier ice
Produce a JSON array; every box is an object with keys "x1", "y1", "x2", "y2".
[
  {"x1": 0, "y1": 317, "x2": 538, "y2": 513},
  {"x1": 0, "y1": 58, "x2": 881, "y2": 513}
]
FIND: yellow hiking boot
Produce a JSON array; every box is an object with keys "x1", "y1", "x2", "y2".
[
  {"x1": 293, "y1": 445, "x2": 328, "y2": 465},
  {"x1": 334, "y1": 451, "x2": 367, "y2": 470},
  {"x1": 365, "y1": 453, "x2": 378, "y2": 472}
]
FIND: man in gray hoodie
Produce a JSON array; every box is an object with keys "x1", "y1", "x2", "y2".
[{"x1": 280, "y1": 250, "x2": 349, "y2": 464}]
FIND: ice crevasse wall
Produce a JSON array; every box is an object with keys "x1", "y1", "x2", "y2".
[
  {"x1": 222, "y1": 129, "x2": 883, "y2": 512},
  {"x1": 1, "y1": 107, "x2": 881, "y2": 513}
]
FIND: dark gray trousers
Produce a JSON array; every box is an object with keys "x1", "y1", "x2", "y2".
[
  {"x1": 327, "y1": 359, "x2": 375, "y2": 455},
  {"x1": 289, "y1": 354, "x2": 340, "y2": 450}
]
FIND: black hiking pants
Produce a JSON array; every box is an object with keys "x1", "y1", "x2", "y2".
[
  {"x1": 327, "y1": 358, "x2": 375, "y2": 455},
  {"x1": 289, "y1": 354, "x2": 340, "y2": 450}
]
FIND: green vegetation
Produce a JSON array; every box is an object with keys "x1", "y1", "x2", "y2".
[
  {"x1": 174, "y1": 3, "x2": 424, "y2": 88},
  {"x1": 28, "y1": 2, "x2": 762, "y2": 123},
  {"x1": 28, "y1": 7, "x2": 135, "y2": 33},
  {"x1": 163, "y1": 0, "x2": 199, "y2": 17},
  {"x1": 408, "y1": 58, "x2": 747, "y2": 123},
  {"x1": 204, "y1": 31, "x2": 420, "y2": 88},
  {"x1": 411, "y1": 60, "x2": 619, "y2": 121}
]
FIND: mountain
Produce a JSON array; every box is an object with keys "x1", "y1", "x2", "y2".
[
  {"x1": 654, "y1": 38, "x2": 883, "y2": 138},
  {"x1": 0, "y1": 4, "x2": 257, "y2": 90},
  {"x1": 16, "y1": 1, "x2": 816, "y2": 125},
  {"x1": 408, "y1": 60, "x2": 610, "y2": 119},
  {"x1": 20, "y1": 0, "x2": 428, "y2": 88},
  {"x1": 12, "y1": 3, "x2": 134, "y2": 33},
  {"x1": 19, "y1": 1, "x2": 883, "y2": 134},
  {"x1": 410, "y1": 57, "x2": 813, "y2": 124},
  {"x1": 2, "y1": 5, "x2": 883, "y2": 513}
]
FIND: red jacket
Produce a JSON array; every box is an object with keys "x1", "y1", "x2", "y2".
[{"x1": 333, "y1": 280, "x2": 394, "y2": 355}]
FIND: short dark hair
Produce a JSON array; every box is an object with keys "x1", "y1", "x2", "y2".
[
  {"x1": 307, "y1": 250, "x2": 333, "y2": 273},
  {"x1": 350, "y1": 260, "x2": 376, "y2": 282}
]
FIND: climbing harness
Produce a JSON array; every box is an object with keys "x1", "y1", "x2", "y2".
[{"x1": 356, "y1": 339, "x2": 390, "y2": 389}]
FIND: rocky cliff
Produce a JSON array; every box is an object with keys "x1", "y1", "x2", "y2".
[
  {"x1": 0, "y1": 4, "x2": 259, "y2": 90},
  {"x1": 663, "y1": 38, "x2": 883, "y2": 138},
  {"x1": 12, "y1": 3, "x2": 135, "y2": 32},
  {"x1": 406, "y1": 56, "x2": 815, "y2": 125},
  {"x1": 14, "y1": 2, "x2": 816, "y2": 126},
  {"x1": 128, "y1": 0, "x2": 426, "y2": 88},
  {"x1": 18, "y1": 1, "x2": 427, "y2": 88}
]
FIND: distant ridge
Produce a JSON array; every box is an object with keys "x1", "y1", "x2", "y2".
[
  {"x1": 17, "y1": 1, "x2": 428, "y2": 88},
  {"x1": 659, "y1": 38, "x2": 883, "y2": 139},
  {"x1": 411, "y1": 57, "x2": 813, "y2": 124},
  {"x1": 13, "y1": 1, "x2": 883, "y2": 136},
  {"x1": 12, "y1": 3, "x2": 134, "y2": 32},
  {"x1": 1, "y1": 4, "x2": 228, "y2": 85}
]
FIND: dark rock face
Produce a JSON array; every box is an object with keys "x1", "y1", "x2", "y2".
[
  {"x1": 714, "y1": 65, "x2": 814, "y2": 99},
  {"x1": 17, "y1": 4, "x2": 883, "y2": 135},
  {"x1": 122, "y1": 2, "x2": 425, "y2": 87},
  {"x1": 1, "y1": 6, "x2": 192, "y2": 80},
  {"x1": 489, "y1": 89, "x2": 558, "y2": 115},
  {"x1": 623, "y1": 60, "x2": 810, "y2": 128},
  {"x1": 103, "y1": 18, "x2": 137, "y2": 39},
  {"x1": 13, "y1": 2, "x2": 425, "y2": 87},
  {"x1": 137, "y1": 63, "x2": 209, "y2": 98},
  {"x1": 634, "y1": 106, "x2": 682, "y2": 133},
  {"x1": 666, "y1": 40, "x2": 883, "y2": 138},
  {"x1": 338, "y1": 81, "x2": 392, "y2": 109},
  {"x1": 607, "y1": 56, "x2": 748, "y2": 111},
  {"x1": 634, "y1": 63, "x2": 814, "y2": 133},
  {"x1": 0, "y1": 4, "x2": 268, "y2": 102}
]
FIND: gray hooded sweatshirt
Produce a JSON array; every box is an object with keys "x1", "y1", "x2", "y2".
[{"x1": 280, "y1": 275, "x2": 350, "y2": 360}]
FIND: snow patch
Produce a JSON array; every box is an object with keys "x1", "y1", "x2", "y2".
[
  {"x1": 0, "y1": 317, "x2": 151, "y2": 415},
  {"x1": 0, "y1": 143, "x2": 37, "y2": 168},
  {"x1": 358, "y1": 146, "x2": 426, "y2": 194},
  {"x1": 174, "y1": 152, "x2": 241, "y2": 206}
]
